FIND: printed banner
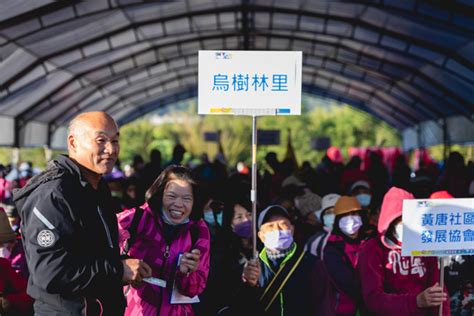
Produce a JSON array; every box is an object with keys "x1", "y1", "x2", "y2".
[{"x1": 402, "y1": 198, "x2": 474, "y2": 257}]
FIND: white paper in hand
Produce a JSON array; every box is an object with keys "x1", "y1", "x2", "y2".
[
  {"x1": 143, "y1": 277, "x2": 167, "y2": 288},
  {"x1": 170, "y1": 253, "x2": 200, "y2": 304}
]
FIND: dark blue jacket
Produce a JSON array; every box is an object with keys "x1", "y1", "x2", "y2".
[{"x1": 230, "y1": 243, "x2": 334, "y2": 316}]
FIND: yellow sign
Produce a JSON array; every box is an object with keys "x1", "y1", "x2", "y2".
[{"x1": 210, "y1": 107, "x2": 233, "y2": 114}]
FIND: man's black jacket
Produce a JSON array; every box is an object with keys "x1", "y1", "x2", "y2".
[{"x1": 13, "y1": 155, "x2": 125, "y2": 315}]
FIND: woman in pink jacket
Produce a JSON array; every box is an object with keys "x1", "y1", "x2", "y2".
[
  {"x1": 358, "y1": 187, "x2": 450, "y2": 316},
  {"x1": 118, "y1": 165, "x2": 210, "y2": 316}
]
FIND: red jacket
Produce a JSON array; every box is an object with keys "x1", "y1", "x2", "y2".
[
  {"x1": 0, "y1": 257, "x2": 33, "y2": 314},
  {"x1": 358, "y1": 187, "x2": 450, "y2": 316}
]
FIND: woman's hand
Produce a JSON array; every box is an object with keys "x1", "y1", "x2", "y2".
[
  {"x1": 179, "y1": 249, "x2": 201, "y2": 275},
  {"x1": 416, "y1": 283, "x2": 447, "y2": 308}
]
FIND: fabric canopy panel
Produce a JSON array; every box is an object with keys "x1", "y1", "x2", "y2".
[
  {"x1": 0, "y1": 0, "x2": 473, "y2": 149},
  {"x1": 402, "y1": 115, "x2": 474, "y2": 151},
  {"x1": 0, "y1": 116, "x2": 14, "y2": 146}
]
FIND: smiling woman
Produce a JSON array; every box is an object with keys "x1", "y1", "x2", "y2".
[
  {"x1": 117, "y1": 165, "x2": 211, "y2": 316},
  {"x1": 161, "y1": 179, "x2": 194, "y2": 225}
]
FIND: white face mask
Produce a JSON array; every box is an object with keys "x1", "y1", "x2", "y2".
[
  {"x1": 0, "y1": 247, "x2": 11, "y2": 258},
  {"x1": 338, "y1": 215, "x2": 363, "y2": 236},
  {"x1": 394, "y1": 223, "x2": 403, "y2": 243},
  {"x1": 322, "y1": 213, "x2": 336, "y2": 230},
  {"x1": 263, "y1": 230, "x2": 293, "y2": 251}
]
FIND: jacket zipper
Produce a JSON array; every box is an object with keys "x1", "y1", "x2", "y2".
[
  {"x1": 158, "y1": 244, "x2": 170, "y2": 314},
  {"x1": 97, "y1": 206, "x2": 113, "y2": 248}
]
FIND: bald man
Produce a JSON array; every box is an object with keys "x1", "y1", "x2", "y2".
[{"x1": 13, "y1": 112, "x2": 151, "y2": 315}]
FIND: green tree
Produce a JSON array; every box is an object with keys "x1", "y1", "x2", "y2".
[
  {"x1": 119, "y1": 120, "x2": 156, "y2": 165},
  {"x1": 117, "y1": 99, "x2": 403, "y2": 169}
]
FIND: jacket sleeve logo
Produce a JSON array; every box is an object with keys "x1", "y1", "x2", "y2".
[{"x1": 37, "y1": 230, "x2": 55, "y2": 247}]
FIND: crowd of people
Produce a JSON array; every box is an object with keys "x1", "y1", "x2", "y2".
[{"x1": 0, "y1": 111, "x2": 472, "y2": 316}]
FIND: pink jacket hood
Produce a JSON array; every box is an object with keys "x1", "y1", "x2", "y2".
[{"x1": 378, "y1": 187, "x2": 414, "y2": 239}]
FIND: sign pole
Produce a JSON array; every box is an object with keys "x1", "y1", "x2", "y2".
[
  {"x1": 251, "y1": 115, "x2": 258, "y2": 259},
  {"x1": 198, "y1": 50, "x2": 303, "y2": 259},
  {"x1": 439, "y1": 256, "x2": 445, "y2": 316}
]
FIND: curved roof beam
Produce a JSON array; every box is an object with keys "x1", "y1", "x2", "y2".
[
  {"x1": 0, "y1": 0, "x2": 472, "y2": 144},
  {"x1": 2, "y1": 1, "x2": 472, "y2": 90},
  {"x1": 11, "y1": 29, "x2": 471, "y2": 128}
]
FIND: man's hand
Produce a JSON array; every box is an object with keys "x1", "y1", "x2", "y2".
[
  {"x1": 242, "y1": 259, "x2": 260, "y2": 287},
  {"x1": 416, "y1": 283, "x2": 447, "y2": 308},
  {"x1": 122, "y1": 258, "x2": 152, "y2": 285},
  {"x1": 179, "y1": 249, "x2": 201, "y2": 275}
]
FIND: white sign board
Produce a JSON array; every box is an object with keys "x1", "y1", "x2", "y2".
[
  {"x1": 402, "y1": 198, "x2": 474, "y2": 257},
  {"x1": 198, "y1": 50, "x2": 302, "y2": 116}
]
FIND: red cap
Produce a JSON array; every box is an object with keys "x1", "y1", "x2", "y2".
[{"x1": 429, "y1": 190, "x2": 453, "y2": 199}]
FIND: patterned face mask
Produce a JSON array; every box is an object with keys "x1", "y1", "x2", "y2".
[{"x1": 338, "y1": 215, "x2": 362, "y2": 236}]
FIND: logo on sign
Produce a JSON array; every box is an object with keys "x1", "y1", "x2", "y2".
[
  {"x1": 417, "y1": 201, "x2": 433, "y2": 208},
  {"x1": 215, "y1": 52, "x2": 231, "y2": 59}
]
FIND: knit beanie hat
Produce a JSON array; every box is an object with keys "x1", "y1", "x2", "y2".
[{"x1": 294, "y1": 192, "x2": 322, "y2": 218}]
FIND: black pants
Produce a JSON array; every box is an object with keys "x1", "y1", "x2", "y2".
[{"x1": 34, "y1": 300, "x2": 84, "y2": 316}]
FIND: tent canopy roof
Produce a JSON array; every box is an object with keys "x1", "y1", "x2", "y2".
[{"x1": 1, "y1": 0, "x2": 473, "y2": 148}]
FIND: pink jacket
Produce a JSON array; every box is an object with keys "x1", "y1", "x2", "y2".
[
  {"x1": 117, "y1": 203, "x2": 210, "y2": 316},
  {"x1": 0, "y1": 178, "x2": 8, "y2": 202}
]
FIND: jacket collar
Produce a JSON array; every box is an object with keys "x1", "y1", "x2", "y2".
[
  {"x1": 260, "y1": 242, "x2": 297, "y2": 273},
  {"x1": 56, "y1": 155, "x2": 98, "y2": 189}
]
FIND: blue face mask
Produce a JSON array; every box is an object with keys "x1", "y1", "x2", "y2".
[
  {"x1": 162, "y1": 208, "x2": 189, "y2": 226},
  {"x1": 204, "y1": 211, "x2": 223, "y2": 227},
  {"x1": 322, "y1": 213, "x2": 336, "y2": 230},
  {"x1": 356, "y1": 194, "x2": 371, "y2": 208}
]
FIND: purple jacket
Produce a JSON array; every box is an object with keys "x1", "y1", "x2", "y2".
[{"x1": 117, "y1": 203, "x2": 211, "y2": 316}]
